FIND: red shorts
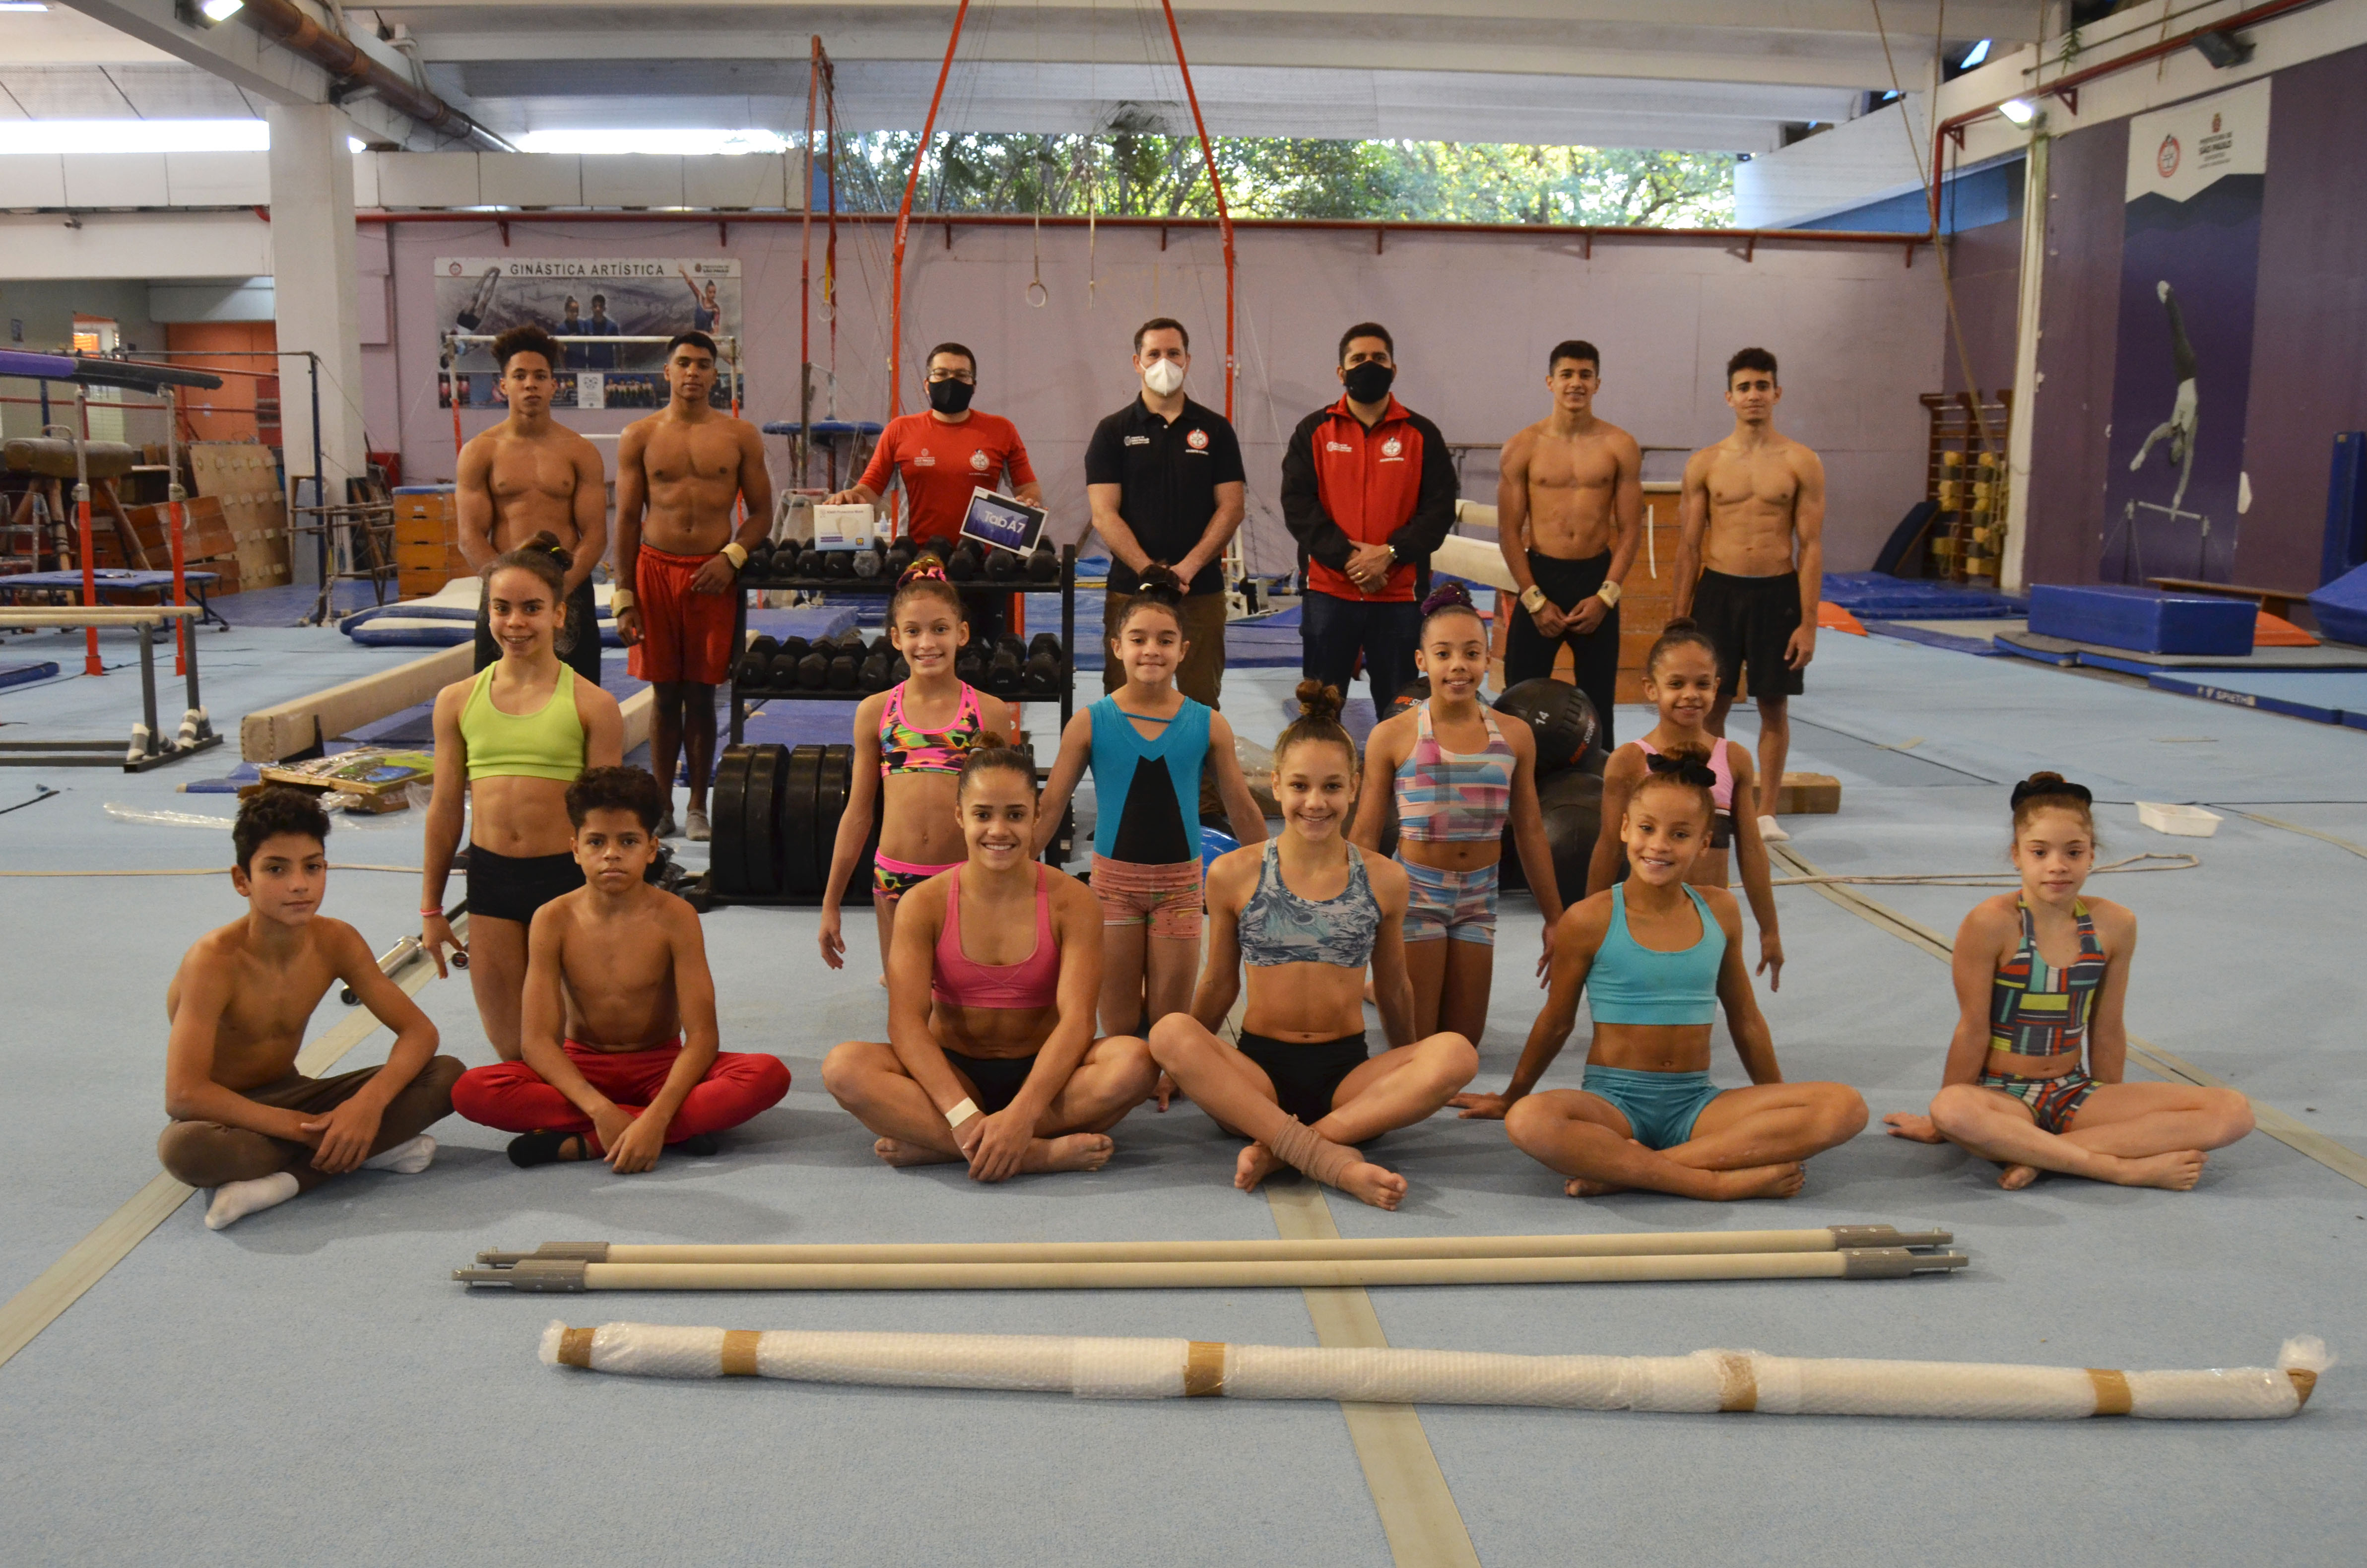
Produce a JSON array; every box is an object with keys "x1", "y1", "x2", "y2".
[{"x1": 628, "y1": 545, "x2": 738, "y2": 685}]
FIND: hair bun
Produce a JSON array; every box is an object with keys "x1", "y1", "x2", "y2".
[
  {"x1": 1420, "y1": 580, "x2": 1475, "y2": 617},
  {"x1": 2026, "y1": 771, "x2": 2064, "y2": 786},
  {"x1": 1660, "y1": 615, "x2": 1697, "y2": 633},
  {"x1": 1293, "y1": 678, "x2": 1344, "y2": 724},
  {"x1": 525, "y1": 529, "x2": 574, "y2": 571}
]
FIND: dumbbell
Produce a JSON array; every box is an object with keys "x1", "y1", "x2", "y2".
[
  {"x1": 985, "y1": 544, "x2": 1018, "y2": 581},
  {"x1": 955, "y1": 647, "x2": 986, "y2": 686},
  {"x1": 767, "y1": 650, "x2": 803, "y2": 690},
  {"x1": 827, "y1": 548, "x2": 856, "y2": 580},
  {"x1": 1024, "y1": 633, "x2": 1064, "y2": 695},
  {"x1": 988, "y1": 641, "x2": 1022, "y2": 691},
  {"x1": 852, "y1": 544, "x2": 885, "y2": 580},
  {"x1": 944, "y1": 540, "x2": 982, "y2": 581},
  {"x1": 798, "y1": 544, "x2": 828, "y2": 579},
  {"x1": 1026, "y1": 543, "x2": 1059, "y2": 582},
  {"x1": 889, "y1": 653, "x2": 910, "y2": 684},
  {"x1": 858, "y1": 646, "x2": 894, "y2": 692},
  {"x1": 734, "y1": 651, "x2": 770, "y2": 689},
  {"x1": 748, "y1": 634, "x2": 781, "y2": 662},
  {"x1": 745, "y1": 539, "x2": 774, "y2": 581},
  {"x1": 827, "y1": 634, "x2": 861, "y2": 690},
  {"x1": 886, "y1": 540, "x2": 917, "y2": 580},
  {"x1": 797, "y1": 642, "x2": 830, "y2": 689}
]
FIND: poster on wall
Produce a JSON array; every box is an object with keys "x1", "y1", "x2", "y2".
[
  {"x1": 433, "y1": 258, "x2": 743, "y2": 411},
  {"x1": 2100, "y1": 79, "x2": 2270, "y2": 585}
]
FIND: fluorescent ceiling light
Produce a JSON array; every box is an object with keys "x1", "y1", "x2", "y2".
[
  {"x1": 348, "y1": 136, "x2": 367, "y2": 153},
  {"x1": 1960, "y1": 38, "x2": 1991, "y2": 68},
  {"x1": 201, "y1": 0, "x2": 245, "y2": 20},
  {"x1": 0, "y1": 4, "x2": 56, "y2": 13},
  {"x1": 0, "y1": 118, "x2": 269, "y2": 154},
  {"x1": 1998, "y1": 98, "x2": 2037, "y2": 127},
  {"x1": 514, "y1": 128, "x2": 789, "y2": 157}
]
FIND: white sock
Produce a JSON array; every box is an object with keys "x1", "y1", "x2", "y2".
[
  {"x1": 204, "y1": 1170, "x2": 300, "y2": 1230},
  {"x1": 1757, "y1": 814, "x2": 1791, "y2": 843},
  {"x1": 364, "y1": 1134, "x2": 437, "y2": 1175}
]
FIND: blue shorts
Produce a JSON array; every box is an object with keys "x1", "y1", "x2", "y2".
[
  {"x1": 1400, "y1": 858, "x2": 1499, "y2": 946},
  {"x1": 1580, "y1": 1065, "x2": 1724, "y2": 1150}
]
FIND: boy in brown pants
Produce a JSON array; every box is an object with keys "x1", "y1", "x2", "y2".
[{"x1": 160, "y1": 787, "x2": 463, "y2": 1230}]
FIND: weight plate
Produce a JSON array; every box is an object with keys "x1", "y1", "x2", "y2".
[
  {"x1": 802, "y1": 742, "x2": 853, "y2": 898},
  {"x1": 778, "y1": 743, "x2": 824, "y2": 897},
  {"x1": 744, "y1": 743, "x2": 790, "y2": 897},
  {"x1": 708, "y1": 746, "x2": 754, "y2": 896}
]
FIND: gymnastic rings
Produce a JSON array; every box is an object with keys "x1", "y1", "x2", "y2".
[{"x1": 1026, "y1": 279, "x2": 1049, "y2": 309}]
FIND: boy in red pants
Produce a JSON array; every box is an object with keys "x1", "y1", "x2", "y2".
[{"x1": 452, "y1": 766, "x2": 788, "y2": 1170}]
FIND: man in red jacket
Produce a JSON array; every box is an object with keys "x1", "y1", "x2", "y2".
[{"x1": 1281, "y1": 323, "x2": 1458, "y2": 710}]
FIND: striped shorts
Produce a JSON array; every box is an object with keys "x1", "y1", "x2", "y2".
[{"x1": 1091, "y1": 854, "x2": 1204, "y2": 941}]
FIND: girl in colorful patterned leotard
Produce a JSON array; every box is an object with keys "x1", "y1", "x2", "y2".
[
  {"x1": 1884, "y1": 773, "x2": 2253, "y2": 1190},
  {"x1": 1143, "y1": 681, "x2": 1480, "y2": 1211},
  {"x1": 819, "y1": 560, "x2": 1014, "y2": 979},
  {"x1": 1354, "y1": 582, "x2": 1563, "y2": 1045}
]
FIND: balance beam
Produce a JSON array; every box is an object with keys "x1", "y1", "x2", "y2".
[
  {"x1": 242, "y1": 644, "x2": 654, "y2": 762},
  {"x1": 0, "y1": 605, "x2": 203, "y2": 629}
]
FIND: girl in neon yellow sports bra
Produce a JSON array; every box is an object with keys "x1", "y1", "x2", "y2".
[
  {"x1": 1884, "y1": 773, "x2": 2253, "y2": 1191},
  {"x1": 421, "y1": 533, "x2": 625, "y2": 1058},
  {"x1": 818, "y1": 558, "x2": 1015, "y2": 981},
  {"x1": 1456, "y1": 749, "x2": 1866, "y2": 1202}
]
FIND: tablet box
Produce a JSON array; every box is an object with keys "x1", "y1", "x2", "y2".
[{"x1": 2027, "y1": 584, "x2": 2254, "y2": 655}]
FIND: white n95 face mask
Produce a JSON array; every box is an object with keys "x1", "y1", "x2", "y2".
[{"x1": 1142, "y1": 358, "x2": 1185, "y2": 396}]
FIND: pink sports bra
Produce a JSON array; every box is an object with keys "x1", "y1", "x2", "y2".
[
  {"x1": 931, "y1": 864, "x2": 1061, "y2": 1010},
  {"x1": 1635, "y1": 736, "x2": 1734, "y2": 813}
]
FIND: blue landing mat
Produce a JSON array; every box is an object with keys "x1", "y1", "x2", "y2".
[
  {"x1": 2145, "y1": 668, "x2": 2367, "y2": 726},
  {"x1": 737, "y1": 699, "x2": 864, "y2": 746},
  {"x1": 1224, "y1": 625, "x2": 1304, "y2": 667},
  {"x1": 1996, "y1": 628, "x2": 2367, "y2": 673},
  {"x1": 1821, "y1": 571, "x2": 2026, "y2": 620},
  {"x1": 1860, "y1": 622, "x2": 2004, "y2": 656}
]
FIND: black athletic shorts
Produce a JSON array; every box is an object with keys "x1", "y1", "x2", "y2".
[
  {"x1": 465, "y1": 845, "x2": 584, "y2": 925},
  {"x1": 1237, "y1": 1030, "x2": 1369, "y2": 1126},
  {"x1": 1690, "y1": 568, "x2": 1804, "y2": 701},
  {"x1": 943, "y1": 1048, "x2": 1038, "y2": 1114}
]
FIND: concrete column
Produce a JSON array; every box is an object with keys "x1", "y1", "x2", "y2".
[
  {"x1": 1999, "y1": 127, "x2": 2049, "y2": 594},
  {"x1": 266, "y1": 103, "x2": 367, "y2": 587}
]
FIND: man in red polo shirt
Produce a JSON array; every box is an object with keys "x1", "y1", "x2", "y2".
[
  {"x1": 1281, "y1": 322, "x2": 1457, "y2": 709},
  {"x1": 831, "y1": 342, "x2": 1041, "y2": 638}
]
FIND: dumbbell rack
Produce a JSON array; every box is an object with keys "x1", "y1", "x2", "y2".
[{"x1": 688, "y1": 543, "x2": 1078, "y2": 913}]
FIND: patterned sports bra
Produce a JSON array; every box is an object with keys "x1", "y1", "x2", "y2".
[
  {"x1": 879, "y1": 680, "x2": 987, "y2": 777},
  {"x1": 1989, "y1": 896, "x2": 2107, "y2": 1059},
  {"x1": 1237, "y1": 840, "x2": 1381, "y2": 970},
  {"x1": 1394, "y1": 704, "x2": 1515, "y2": 843}
]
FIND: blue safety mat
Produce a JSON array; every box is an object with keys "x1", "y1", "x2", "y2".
[
  {"x1": 747, "y1": 605, "x2": 858, "y2": 642},
  {"x1": 737, "y1": 699, "x2": 866, "y2": 747},
  {"x1": 2029, "y1": 583, "x2": 2254, "y2": 655},
  {"x1": 1995, "y1": 628, "x2": 2367, "y2": 671},
  {"x1": 1860, "y1": 622, "x2": 2006, "y2": 656},
  {"x1": 0, "y1": 659, "x2": 61, "y2": 689},
  {"x1": 1225, "y1": 624, "x2": 1304, "y2": 668},
  {"x1": 1820, "y1": 571, "x2": 2027, "y2": 620},
  {"x1": 0, "y1": 568, "x2": 221, "y2": 594},
  {"x1": 2145, "y1": 668, "x2": 2367, "y2": 725}
]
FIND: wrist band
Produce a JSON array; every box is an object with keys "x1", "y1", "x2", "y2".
[
  {"x1": 1595, "y1": 580, "x2": 1623, "y2": 608},
  {"x1": 1520, "y1": 585, "x2": 1548, "y2": 613},
  {"x1": 945, "y1": 1098, "x2": 981, "y2": 1130},
  {"x1": 420, "y1": 907, "x2": 444, "y2": 917},
  {"x1": 608, "y1": 588, "x2": 635, "y2": 611},
  {"x1": 721, "y1": 542, "x2": 749, "y2": 570}
]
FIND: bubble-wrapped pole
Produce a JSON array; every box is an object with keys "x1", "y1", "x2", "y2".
[{"x1": 540, "y1": 1324, "x2": 2329, "y2": 1421}]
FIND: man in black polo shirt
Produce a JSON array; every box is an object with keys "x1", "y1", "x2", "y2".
[{"x1": 1084, "y1": 317, "x2": 1245, "y2": 711}]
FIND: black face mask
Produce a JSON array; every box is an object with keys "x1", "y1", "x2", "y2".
[
  {"x1": 927, "y1": 377, "x2": 976, "y2": 415},
  {"x1": 1342, "y1": 361, "x2": 1394, "y2": 405}
]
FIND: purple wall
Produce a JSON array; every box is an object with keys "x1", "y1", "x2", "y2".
[
  {"x1": 366, "y1": 219, "x2": 1945, "y2": 575},
  {"x1": 1940, "y1": 212, "x2": 2022, "y2": 402},
  {"x1": 2237, "y1": 44, "x2": 2367, "y2": 590},
  {"x1": 2023, "y1": 118, "x2": 2130, "y2": 587}
]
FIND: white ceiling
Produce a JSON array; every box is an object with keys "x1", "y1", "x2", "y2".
[{"x1": 11, "y1": 1, "x2": 2038, "y2": 153}]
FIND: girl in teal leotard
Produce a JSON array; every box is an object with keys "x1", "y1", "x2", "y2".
[{"x1": 1453, "y1": 748, "x2": 1866, "y2": 1200}]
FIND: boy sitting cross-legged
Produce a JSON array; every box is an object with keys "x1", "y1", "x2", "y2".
[
  {"x1": 451, "y1": 765, "x2": 789, "y2": 1171},
  {"x1": 161, "y1": 787, "x2": 463, "y2": 1230}
]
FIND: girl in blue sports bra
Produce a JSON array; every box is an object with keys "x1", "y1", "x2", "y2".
[
  {"x1": 1141, "y1": 681, "x2": 1479, "y2": 1210},
  {"x1": 1453, "y1": 749, "x2": 1867, "y2": 1200},
  {"x1": 1884, "y1": 773, "x2": 2252, "y2": 1190},
  {"x1": 1036, "y1": 566, "x2": 1267, "y2": 1035}
]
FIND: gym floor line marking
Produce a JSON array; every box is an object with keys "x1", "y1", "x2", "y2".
[
  {"x1": 1264, "y1": 1179, "x2": 1483, "y2": 1568},
  {"x1": 2224, "y1": 809, "x2": 2367, "y2": 861},
  {"x1": 1770, "y1": 846, "x2": 2367, "y2": 1192},
  {"x1": 0, "y1": 918, "x2": 465, "y2": 1373}
]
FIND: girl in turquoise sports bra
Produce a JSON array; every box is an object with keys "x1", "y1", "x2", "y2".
[
  {"x1": 1353, "y1": 582, "x2": 1563, "y2": 1046},
  {"x1": 1036, "y1": 564, "x2": 1266, "y2": 1035},
  {"x1": 1144, "y1": 681, "x2": 1480, "y2": 1211},
  {"x1": 1454, "y1": 748, "x2": 1867, "y2": 1200},
  {"x1": 819, "y1": 559, "x2": 1015, "y2": 980},
  {"x1": 1588, "y1": 618, "x2": 1784, "y2": 988},
  {"x1": 1884, "y1": 773, "x2": 2252, "y2": 1190},
  {"x1": 422, "y1": 533, "x2": 625, "y2": 1057},
  {"x1": 822, "y1": 747, "x2": 1156, "y2": 1181}
]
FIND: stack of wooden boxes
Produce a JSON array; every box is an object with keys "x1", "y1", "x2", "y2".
[
  {"x1": 95, "y1": 496, "x2": 242, "y2": 589},
  {"x1": 394, "y1": 486, "x2": 470, "y2": 598},
  {"x1": 188, "y1": 442, "x2": 291, "y2": 594}
]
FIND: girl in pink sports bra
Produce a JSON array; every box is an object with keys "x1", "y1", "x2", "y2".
[
  {"x1": 1587, "y1": 618, "x2": 1785, "y2": 990},
  {"x1": 821, "y1": 747, "x2": 1157, "y2": 1182},
  {"x1": 819, "y1": 560, "x2": 1014, "y2": 978}
]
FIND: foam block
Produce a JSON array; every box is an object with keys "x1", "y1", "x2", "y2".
[
  {"x1": 2307, "y1": 560, "x2": 2367, "y2": 648},
  {"x1": 2027, "y1": 585, "x2": 2254, "y2": 655}
]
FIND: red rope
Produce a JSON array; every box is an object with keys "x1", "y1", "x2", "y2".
[
  {"x1": 1158, "y1": 0, "x2": 1237, "y2": 420},
  {"x1": 890, "y1": 0, "x2": 973, "y2": 425}
]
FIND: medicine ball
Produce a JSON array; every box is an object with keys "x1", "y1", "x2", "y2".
[
  {"x1": 1493, "y1": 678, "x2": 1601, "y2": 776},
  {"x1": 1384, "y1": 676, "x2": 1428, "y2": 724},
  {"x1": 1498, "y1": 768, "x2": 1603, "y2": 907}
]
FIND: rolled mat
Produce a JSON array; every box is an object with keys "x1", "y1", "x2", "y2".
[{"x1": 541, "y1": 1323, "x2": 2329, "y2": 1420}]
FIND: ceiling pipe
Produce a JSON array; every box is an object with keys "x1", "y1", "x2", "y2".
[{"x1": 233, "y1": 0, "x2": 511, "y2": 151}]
